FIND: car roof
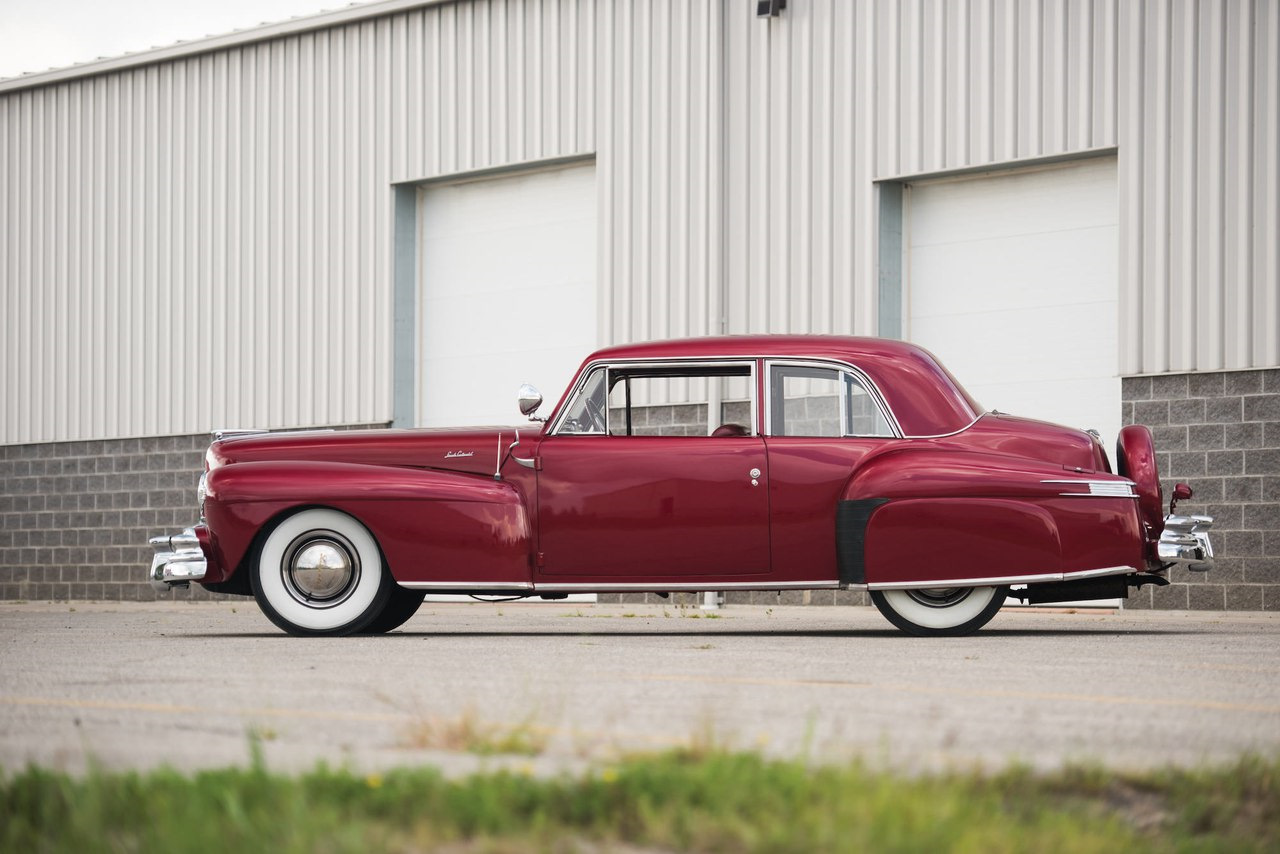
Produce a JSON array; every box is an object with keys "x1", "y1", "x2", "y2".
[{"x1": 580, "y1": 335, "x2": 983, "y2": 437}]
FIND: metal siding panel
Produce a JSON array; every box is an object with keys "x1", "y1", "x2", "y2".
[
  {"x1": 1224, "y1": 0, "x2": 1254, "y2": 371},
  {"x1": 972, "y1": 0, "x2": 994, "y2": 163},
  {"x1": 1169, "y1": 2, "x2": 1199, "y2": 372},
  {"x1": 2, "y1": 0, "x2": 1276, "y2": 446},
  {"x1": 1195, "y1": 0, "x2": 1227, "y2": 372},
  {"x1": 1142, "y1": 0, "x2": 1170, "y2": 374},
  {"x1": 1258, "y1": 0, "x2": 1280, "y2": 367},
  {"x1": 1117, "y1": 0, "x2": 1144, "y2": 375},
  {"x1": 854, "y1": 0, "x2": 877, "y2": 333},
  {"x1": 0, "y1": 98, "x2": 8, "y2": 440},
  {"x1": 948, "y1": 0, "x2": 970, "y2": 167}
]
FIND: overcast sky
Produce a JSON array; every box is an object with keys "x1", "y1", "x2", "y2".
[{"x1": 0, "y1": 0, "x2": 381, "y2": 81}]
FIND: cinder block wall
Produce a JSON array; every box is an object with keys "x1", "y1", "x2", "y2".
[
  {"x1": 0, "y1": 433, "x2": 217, "y2": 601},
  {"x1": 1122, "y1": 369, "x2": 1280, "y2": 611},
  {"x1": 0, "y1": 425, "x2": 387, "y2": 601},
  {"x1": 2, "y1": 376, "x2": 1277, "y2": 608}
]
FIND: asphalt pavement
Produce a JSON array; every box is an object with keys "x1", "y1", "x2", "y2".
[{"x1": 1, "y1": 601, "x2": 1277, "y2": 776}]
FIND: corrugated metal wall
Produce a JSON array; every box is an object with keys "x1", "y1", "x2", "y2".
[
  {"x1": 1120, "y1": 0, "x2": 1279, "y2": 374},
  {"x1": 1, "y1": 0, "x2": 1276, "y2": 444}
]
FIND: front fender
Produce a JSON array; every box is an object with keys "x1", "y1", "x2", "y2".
[{"x1": 204, "y1": 461, "x2": 531, "y2": 587}]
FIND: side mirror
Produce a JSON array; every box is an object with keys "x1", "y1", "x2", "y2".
[{"x1": 517, "y1": 383, "x2": 545, "y2": 421}]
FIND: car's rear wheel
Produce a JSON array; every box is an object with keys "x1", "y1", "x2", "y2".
[
  {"x1": 870, "y1": 585, "x2": 1007, "y2": 636},
  {"x1": 251, "y1": 508, "x2": 392, "y2": 637},
  {"x1": 362, "y1": 586, "x2": 426, "y2": 634}
]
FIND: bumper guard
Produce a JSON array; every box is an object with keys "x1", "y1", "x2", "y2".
[
  {"x1": 148, "y1": 527, "x2": 208, "y2": 591},
  {"x1": 1157, "y1": 514, "x2": 1214, "y2": 572}
]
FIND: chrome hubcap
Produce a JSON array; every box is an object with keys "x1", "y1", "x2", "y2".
[
  {"x1": 906, "y1": 587, "x2": 970, "y2": 609},
  {"x1": 282, "y1": 533, "x2": 360, "y2": 606}
]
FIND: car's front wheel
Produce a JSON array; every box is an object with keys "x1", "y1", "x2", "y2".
[
  {"x1": 870, "y1": 585, "x2": 1007, "y2": 636},
  {"x1": 251, "y1": 508, "x2": 393, "y2": 636}
]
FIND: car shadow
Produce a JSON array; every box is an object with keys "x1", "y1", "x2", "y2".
[{"x1": 177, "y1": 627, "x2": 1194, "y2": 639}]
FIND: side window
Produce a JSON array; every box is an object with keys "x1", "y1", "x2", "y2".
[
  {"x1": 568, "y1": 365, "x2": 753, "y2": 437},
  {"x1": 557, "y1": 367, "x2": 608, "y2": 434},
  {"x1": 770, "y1": 364, "x2": 895, "y2": 438}
]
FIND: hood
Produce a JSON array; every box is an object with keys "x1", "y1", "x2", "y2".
[{"x1": 207, "y1": 426, "x2": 532, "y2": 478}]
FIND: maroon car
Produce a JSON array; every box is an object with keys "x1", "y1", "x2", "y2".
[{"x1": 148, "y1": 336, "x2": 1214, "y2": 636}]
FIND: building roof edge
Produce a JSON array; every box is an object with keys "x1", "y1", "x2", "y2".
[{"x1": 0, "y1": 0, "x2": 443, "y2": 94}]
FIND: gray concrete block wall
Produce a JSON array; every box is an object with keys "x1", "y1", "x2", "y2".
[
  {"x1": 0, "y1": 433, "x2": 218, "y2": 601},
  {"x1": 0, "y1": 425, "x2": 386, "y2": 602},
  {"x1": 3, "y1": 373, "x2": 1276, "y2": 610},
  {"x1": 1121, "y1": 369, "x2": 1280, "y2": 611}
]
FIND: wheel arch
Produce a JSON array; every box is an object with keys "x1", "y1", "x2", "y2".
[{"x1": 215, "y1": 502, "x2": 370, "y2": 597}]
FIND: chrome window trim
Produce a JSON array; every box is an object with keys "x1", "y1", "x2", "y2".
[
  {"x1": 548, "y1": 357, "x2": 760, "y2": 437},
  {"x1": 548, "y1": 352, "x2": 989, "y2": 441},
  {"x1": 866, "y1": 564, "x2": 1136, "y2": 590},
  {"x1": 899, "y1": 411, "x2": 989, "y2": 440},
  {"x1": 762, "y1": 358, "x2": 903, "y2": 439},
  {"x1": 548, "y1": 364, "x2": 610, "y2": 436}
]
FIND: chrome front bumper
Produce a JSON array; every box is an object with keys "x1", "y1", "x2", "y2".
[
  {"x1": 1158, "y1": 514, "x2": 1214, "y2": 572},
  {"x1": 148, "y1": 527, "x2": 208, "y2": 591}
]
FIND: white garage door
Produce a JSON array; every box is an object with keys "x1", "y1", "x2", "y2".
[
  {"x1": 418, "y1": 162, "x2": 597, "y2": 427},
  {"x1": 906, "y1": 157, "x2": 1120, "y2": 450}
]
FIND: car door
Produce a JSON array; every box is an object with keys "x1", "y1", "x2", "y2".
[
  {"x1": 534, "y1": 362, "x2": 771, "y2": 579},
  {"x1": 761, "y1": 361, "x2": 901, "y2": 581}
]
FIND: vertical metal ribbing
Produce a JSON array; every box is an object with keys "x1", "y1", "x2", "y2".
[{"x1": 0, "y1": 0, "x2": 1275, "y2": 445}]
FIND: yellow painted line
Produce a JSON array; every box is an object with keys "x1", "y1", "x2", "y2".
[
  {"x1": 634, "y1": 674, "x2": 1280, "y2": 716},
  {"x1": 0, "y1": 696, "x2": 684, "y2": 749},
  {"x1": 1176, "y1": 662, "x2": 1280, "y2": 675},
  {"x1": 1, "y1": 695, "x2": 407, "y2": 723}
]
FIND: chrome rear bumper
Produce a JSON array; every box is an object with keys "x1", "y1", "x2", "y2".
[
  {"x1": 1158, "y1": 514, "x2": 1214, "y2": 572},
  {"x1": 148, "y1": 527, "x2": 208, "y2": 591}
]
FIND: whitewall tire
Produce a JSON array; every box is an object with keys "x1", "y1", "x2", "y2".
[
  {"x1": 251, "y1": 508, "x2": 392, "y2": 636},
  {"x1": 870, "y1": 585, "x2": 1007, "y2": 637}
]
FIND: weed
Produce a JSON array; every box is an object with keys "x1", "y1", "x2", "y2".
[
  {"x1": 400, "y1": 707, "x2": 548, "y2": 757},
  {"x1": 2, "y1": 753, "x2": 1277, "y2": 852}
]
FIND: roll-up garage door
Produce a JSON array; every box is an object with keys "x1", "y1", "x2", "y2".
[
  {"x1": 906, "y1": 157, "x2": 1120, "y2": 449},
  {"x1": 418, "y1": 162, "x2": 597, "y2": 427}
]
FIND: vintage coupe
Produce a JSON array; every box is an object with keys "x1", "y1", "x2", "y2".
[{"x1": 148, "y1": 336, "x2": 1214, "y2": 636}]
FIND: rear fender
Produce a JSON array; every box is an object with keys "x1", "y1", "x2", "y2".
[
  {"x1": 203, "y1": 461, "x2": 531, "y2": 586},
  {"x1": 840, "y1": 446, "x2": 1140, "y2": 585}
]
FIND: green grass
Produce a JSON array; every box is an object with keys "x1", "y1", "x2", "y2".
[{"x1": 3, "y1": 751, "x2": 1276, "y2": 853}]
